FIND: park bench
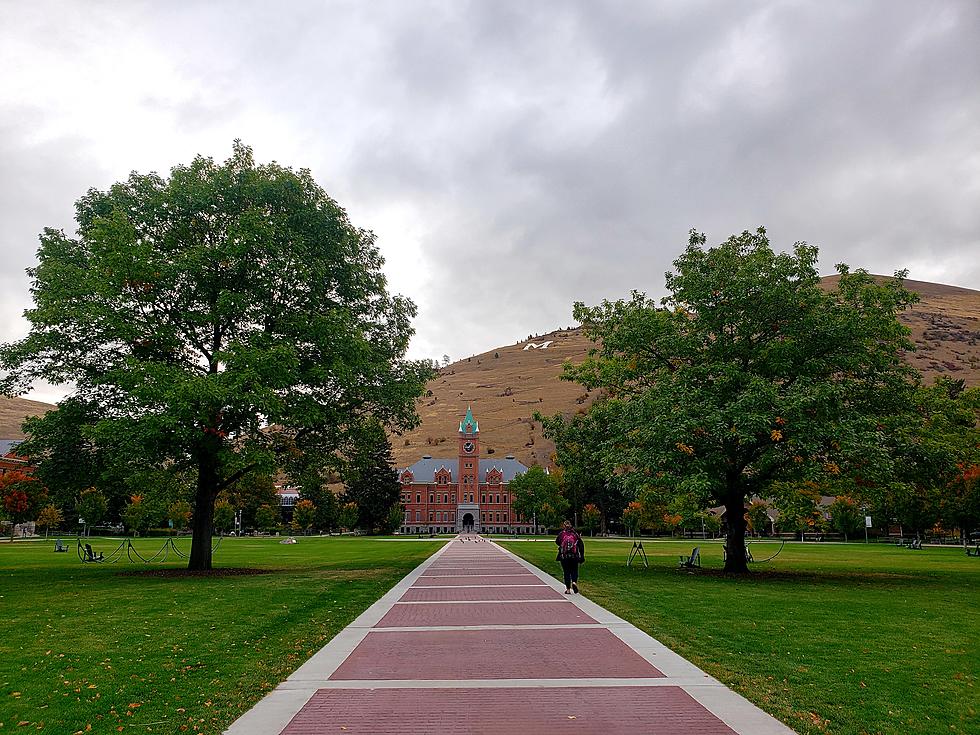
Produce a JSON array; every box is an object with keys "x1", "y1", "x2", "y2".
[
  {"x1": 679, "y1": 546, "x2": 701, "y2": 569},
  {"x1": 53, "y1": 539, "x2": 68, "y2": 553},
  {"x1": 966, "y1": 544, "x2": 980, "y2": 558},
  {"x1": 83, "y1": 543, "x2": 104, "y2": 562}
]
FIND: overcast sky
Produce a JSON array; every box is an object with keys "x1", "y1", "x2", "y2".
[{"x1": 2, "y1": 0, "x2": 978, "y2": 403}]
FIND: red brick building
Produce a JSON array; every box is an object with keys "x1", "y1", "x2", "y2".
[
  {"x1": 398, "y1": 408, "x2": 536, "y2": 534},
  {"x1": 0, "y1": 440, "x2": 32, "y2": 477}
]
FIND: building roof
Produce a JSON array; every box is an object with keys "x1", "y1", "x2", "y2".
[
  {"x1": 458, "y1": 405, "x2": 479, "y2": 434},
  {"x1": 400, "y1": 456, "x2": 529, "y2": 484},
  {"x1": 0, "y1": 439, "x2": 23, "y2": 457}
]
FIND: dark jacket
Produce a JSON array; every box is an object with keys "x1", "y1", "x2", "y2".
[{"x1": 555, "y1": 529, "x2": 585, "y2": 563}]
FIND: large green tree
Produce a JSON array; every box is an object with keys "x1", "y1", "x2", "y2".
[
  {"x1": 565, "y1": 228, "x2": 919, "y2": 572},
  {"x1": 0, "y1": 143, "x2": 431, "y2": 569},
  {"x1": 537, "y1": 409, "x2": 625, "y2": 531},
  {"x1": 509, "y1": 465, "x2": 567, "y2": 530}
]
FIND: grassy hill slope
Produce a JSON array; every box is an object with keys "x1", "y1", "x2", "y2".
[
  {"x1": 0, "y1": 397, "x2": 54, "y2": 440},
  {"x1": 393, "y1": 276, "x2": 980, "y2": 469}
]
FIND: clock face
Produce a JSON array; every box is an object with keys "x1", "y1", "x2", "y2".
[{"x1": 462, "y1": 441, "x2": 475, "y2": 454}]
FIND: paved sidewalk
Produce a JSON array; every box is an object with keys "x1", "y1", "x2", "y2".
[{"x1": 225, "y1": 537, "x2": 796, "y2": 734}]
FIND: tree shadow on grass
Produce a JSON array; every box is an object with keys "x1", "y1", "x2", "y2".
[{"x1": 116, "y1": 567, "x2": 275, "y2": 578}]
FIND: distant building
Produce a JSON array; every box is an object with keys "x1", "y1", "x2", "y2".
[
  {"x1": 0, "y1": 439, "x2": 32, "y2": 477},
  {"x1": 276, "y1": 483, "x2": 300, "y2": 522},
  {"x1": 397, "y1": 407, "x2": 535, "y2": 534}
]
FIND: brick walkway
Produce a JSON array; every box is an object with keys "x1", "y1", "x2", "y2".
[{"x1": 225, "y1": 537, "x2": 796, "y2": 734}]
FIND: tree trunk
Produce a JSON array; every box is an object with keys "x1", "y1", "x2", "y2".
[
  {"x1": 724, "y1": 493, "x2": 749, "y2": 574},
  {"x1": 188, "y1": 447, "x2": 219, "y2": 570}
]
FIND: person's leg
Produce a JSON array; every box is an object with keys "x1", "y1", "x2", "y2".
[
  {"x1": 571, "y1": 561, "x2": 579, "y2": 593},
  {"x1": 560, "y1": 559, "x2": 572, "y2": 592}
]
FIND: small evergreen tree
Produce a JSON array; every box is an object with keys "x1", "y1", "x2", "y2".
[
  {"x1": 344, "y1": 423, "x2": 401, "y2": 533},
  {"x1": 338, "y1": 501, "x2": 359, "y2": 531},
  {"x1": 383, "y1": 504, "x2": 404, "y2": 534}
]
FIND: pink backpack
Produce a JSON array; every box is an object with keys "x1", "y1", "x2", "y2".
[{"x1": 559, "y1": 531, "x2": 579, "y2": 560}]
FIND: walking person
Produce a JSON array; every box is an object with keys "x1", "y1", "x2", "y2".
[{"x1": 556, "y1": 520, "x2": 585, "y2": 594}]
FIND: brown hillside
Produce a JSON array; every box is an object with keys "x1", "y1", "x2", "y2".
[
  {"x1": 821, "y1": 276, "x2": 980, "y2": 385},
  {"x1": 0, "y1": 397, "x2": 55, "y2": 439},
  {"x1": 392, "y1": 328, "x2": 595, "y2": 470},
  {"x1": 393, "y1": 277, "x2": 980, "y2": 470}
]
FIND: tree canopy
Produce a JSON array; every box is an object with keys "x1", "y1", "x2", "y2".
[
  {"x1": 563, "y1": 228, "x2": 920, "y2": 571},
  {"x1": 1, "y1": 142, "x2": 431, "y2": 568},
  {"x1": 510, "y1": 465, "x2": 567, "y2": 531}
]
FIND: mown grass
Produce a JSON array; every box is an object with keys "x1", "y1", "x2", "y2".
[
  {"x1": 500, "y1": 538, "x2": 979, "y2": 735},
  {"x1": 0, "y1": 536, "x2": 442, "y2": 734}
]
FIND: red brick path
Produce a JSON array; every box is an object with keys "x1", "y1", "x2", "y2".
[
  {"x1": 283, "y1": 687, "x2": 738, "y2": 734},
  {"x1": 273, "y1": 538, "x2": 754, "y2": 734},
  {"x1": 375, "y1": 600, "x2": 597, "y2": 627},
  {"x1": 400, "y1": 585, "x2": 565, "y2": 601},
  {"x1": 330, "y1": 628, "x2": 664, "y2": 680}
]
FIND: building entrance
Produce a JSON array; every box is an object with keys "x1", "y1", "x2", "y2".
[{"x1": 462, "y1": 512, "x2": 475, "y2": 532}]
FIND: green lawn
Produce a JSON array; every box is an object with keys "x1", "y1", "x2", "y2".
[
  {"x1": 3, "y1": 536, "x2": 976, "y2": 735},
  {"x1": 0, "y1": 536, "x2": 442, "y2": 734},
  {"x1": 501, "y1": 538, "x2": 979, "y2": 735}
]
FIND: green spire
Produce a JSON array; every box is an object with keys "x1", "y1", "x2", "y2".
[{"x1": 459, "y1": 405, "x2": 479, "y2": 434}]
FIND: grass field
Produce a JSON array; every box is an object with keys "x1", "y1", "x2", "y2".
[
  {"x1": 3, "y1": 536, "x2": 977, "y2": 735},
  {"x1": 501, "y1": 538, "x2": 979, "y2": 735},
  {"x1": 0, "y1": 535, "x2": 442, "y2": 734}
]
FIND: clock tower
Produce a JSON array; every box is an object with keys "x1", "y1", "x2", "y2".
[{"x1": 457, "y1": 406, "x2": 480, "y2": 494}]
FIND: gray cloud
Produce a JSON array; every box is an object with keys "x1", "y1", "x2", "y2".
[{"x1": 2, "y1": 0, "x2": 978, "y2": 398}]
